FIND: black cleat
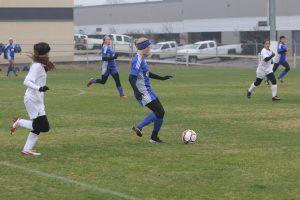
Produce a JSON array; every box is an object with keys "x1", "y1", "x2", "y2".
[
  {"x1": 246, "y1": 90, "x2": 252, "y2": 99},
  {"x1": 149, "y1": 137, "x2": 164, "y2": 143},
  {"x1": 132, "y1": 126, "x2": 142, "y2": 137},
  {"x1": 272, "y1": 96, "x2": 281, "y2": 101}
]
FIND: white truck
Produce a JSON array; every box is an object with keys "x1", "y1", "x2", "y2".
[
  {"x1": 150, "y1": 41, "x2": 177, "y2": 59},
  {"x1": 110, "y1": 34, "x2": 136, "y2": 55},
  {"x1": 176, "y1": 40, "x2": 242, "y2": 63}
]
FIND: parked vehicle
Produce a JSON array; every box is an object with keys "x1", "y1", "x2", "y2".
[
  {"x1": 74, "y1": 34, "x2": 86, "y2": 50},
  {"x1": 150, "y1": 41, "x2": 177, "y2": 59},
  {"x1": 176, "y1": 40, "x2": 242, "y2": 63},
  {"x1": 110, "y1": 34, "x2": 135, "y2": 54}
]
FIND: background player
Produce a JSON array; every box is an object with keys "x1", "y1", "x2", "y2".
[
  {"x1": 87, "y1": 35, "x2": 126, "y2": 98},
  {"x1": 247, "y1": 40, "x2": 280, "y2": 101}
]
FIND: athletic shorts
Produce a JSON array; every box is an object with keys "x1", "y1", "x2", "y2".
[
  {"x1": 101, "y1": 62, "x2": 118, "y2": 76},
  {"x1": 256, "y1": 67, "x2": 273, "y2": 79},
  {"x1": 136, "y1": 90, "x2": 157, "y2": 106}
]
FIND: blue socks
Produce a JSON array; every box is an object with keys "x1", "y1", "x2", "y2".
[
  {"x1": 137, "y1": 113, "x2": 164, "y2": 139},
  {"x1": 7, "y1": 66, "x2": 17, "y2": 76},
  {"x1": 117, "y1": 86, "x2": 124, "y2": 96},
  {"x1": 278, "y1": 69, "x2": 288, "y2": 79},
  {"x1": 137, "y1": 113, "x2": 156, "y2": 130}
]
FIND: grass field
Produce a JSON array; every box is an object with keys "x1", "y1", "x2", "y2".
[{"x1": 0, "y1": 65, "x2": 299, "y2": 200}]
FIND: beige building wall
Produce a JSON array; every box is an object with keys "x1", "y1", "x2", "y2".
[
  {"x1": 0, "y1": 0, "x2": 74, "y2": 64},
  {"x1": 0, "y1": 0, "x2": 73, "y2": 7}
]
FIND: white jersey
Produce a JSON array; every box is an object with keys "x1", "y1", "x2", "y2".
[
  {"x1": 24, "y1": 63, "x2": 47, "y2": 103},
  {"x1": 256, "y1": 48, "x2": 274, "y2": 79},
  {"x1": 258, "y1": 48, "x2": 273, "y2": 71}
]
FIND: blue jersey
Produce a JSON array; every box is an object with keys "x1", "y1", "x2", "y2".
[
  {"x1": 130, "y1": 54, "x2": 157, "y2": 105},
  {"x1": 102, "y1": 45, "x2": 116, "y2": 67},
  {"x1": 3, "y1": 44, "x2": 15, "y2": 60},
  {"x1": 277, "y1": 42, "x2": 287, "y2": 63}
]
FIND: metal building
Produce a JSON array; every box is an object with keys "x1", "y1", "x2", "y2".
[{"x1": 75, "y1": 0, "x2": 300, "y2": 50}]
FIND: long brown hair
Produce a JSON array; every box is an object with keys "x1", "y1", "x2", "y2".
[{"x1": 31, "y1": 42, "x2": 55, "y2": 71}]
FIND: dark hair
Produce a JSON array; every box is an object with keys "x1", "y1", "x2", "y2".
[
  {"x1": 263, "y1": 40, "x2": 270, "y2": 45},
  {"x1": 31, "y1": 42, "x2": 55, "y2": 71},
  {"x1": 279, "y1": 36, "x2": 285, "y2": 42}
]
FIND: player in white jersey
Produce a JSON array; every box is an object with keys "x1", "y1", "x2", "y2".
[
  {"x1": 247, "y1": 40, "x2": 280, "y2": 101},
  {"x1": 10, "y1": 42, "x2": 55, "y2": 156}
]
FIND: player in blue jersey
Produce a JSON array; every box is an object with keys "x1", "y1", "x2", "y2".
[
  {"x1": 272, "y1": 36, "x2": 290, "y2": 83},
  {"x1": 129, "y1": 37, "x2": 173, "y2": 143},
  {"x1": 0, "y1": 38, "x2": 19, "y2": 77},
  {"x1": 87, "y1": 35, "x2": 126, "y2": 98}
]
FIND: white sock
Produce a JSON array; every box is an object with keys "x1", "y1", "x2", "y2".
[
  {"x1": 23, "y1": 132, "x2": 39, "y2": 151},
  {"x1": 19, "y1": 119, "x2": 33, "y2": 130},
  {"x1": 271, "y1": 85, "x2": 278, "y2": 97},
  {"x1": 248, "y1": 83, "x2": 256, "y2": 93}
]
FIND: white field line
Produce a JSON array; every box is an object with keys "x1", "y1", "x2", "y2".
[
  {"x1": 73, "y1": 89, "x2": 86, "y2": 97},
  {"x1": 0, "y1": 161, "x2": 137, "y2": 200}
]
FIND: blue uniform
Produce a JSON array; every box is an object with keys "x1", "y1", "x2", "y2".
[
  {"x1": 277, "y1": 42, "x2": 287, "y2": 64},
  {"x1": 3, "y1": 44, "x2": 15, "y2": 60},
  {"x1": 101, "y1": 45, "x2": 118, "y2": 76},
  {"x1": 130, "y1": 53, "x2": 157, "y2": 106}
]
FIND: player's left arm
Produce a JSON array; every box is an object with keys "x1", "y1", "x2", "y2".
[{"x1": 149, "y1": 72, "x2": 173, "y2": 80}]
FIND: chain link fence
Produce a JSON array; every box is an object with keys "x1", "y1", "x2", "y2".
[{"x1": 0, "y1": 42, "x2": 299, "y2": 69}]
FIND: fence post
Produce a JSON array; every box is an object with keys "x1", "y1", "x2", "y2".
[
  {"x1": 215, "y1": 44, "x2": 218, "y2": 67},
  {"x1": 293, "y1": 41, "x2": 297, "y2": 69},
  {"x1": 86, "y1": 47, "x2": 89, "y2": 68},
  {"x1": 186, "y1": 53, "x2": 189, "y2": 67}
]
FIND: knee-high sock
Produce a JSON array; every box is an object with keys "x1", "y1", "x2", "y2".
[
  {"x1": 151, "y1": 118, "x2": 164, "y2": 139},
  {"x1": 271, "y1": 85, "x2": 278, "y2": 97},
  {"x1": 248, "y1": 83, "x2": 256, "y2": 93},
  {"x1": 278, "y1": 69, "x2": 288, "y2": 79},
  {"x1": 117, "y1": 86, "x2": 124, "y2": 96},
  {"x1": 12, "y1": 67, "x2": 18, "y2": 76},
  {"x1": 19, "y1": 119, "x2": 33, "y2": 130},
  {"x1": 7, "y1": 66, "x2": 13, "y2": 76},
  {"x1": 23, "y1": 132, "x2": 39, "y2": 151},
  {"x1": 137, "y1": 113, "x2": 157, "y2": 130}
]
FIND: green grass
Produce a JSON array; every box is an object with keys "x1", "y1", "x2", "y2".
[{"x1": 0, "y1": 66, "x2": 299, "y2": 200}]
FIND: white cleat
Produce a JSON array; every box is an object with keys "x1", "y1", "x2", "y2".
[
  {"x1": 10, "y1": 117, "x2": 20, "y2": 135},
  {"x1": 21, "y1": 150, "x2": 41, "y2": 156}
]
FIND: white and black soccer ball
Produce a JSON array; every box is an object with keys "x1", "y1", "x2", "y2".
[{"x1": 182, "y1": 130, "x2": 197, "y2": 144}]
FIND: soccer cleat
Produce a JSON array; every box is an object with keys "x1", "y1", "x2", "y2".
[
  {"x1": 246, "y1": 90, "x2": 252, "y2": 99},
  {"x1": 120, "y1": 95, "x2": 127, "y2": 98},
  {"x1": 10, "y1": 117, "x2": 20, "y2": 135},
  {"x1": 87, "y1": 78, "x2": 96, "y2": 87},
  {"x1": 20, "y1": 150, "x2": 41, "y2": 156},
  {"x1": 272, "y1": 96, "x2": 281, "y2": 101},
  {"x1": 149, "y1": 137, "x2": 164, "y2": 143},
  {"x1": 132, "y1": 126, "x2": 142, "y2": 137}
]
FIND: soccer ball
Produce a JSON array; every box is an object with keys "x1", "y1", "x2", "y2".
[{"x1": 182, "y1": 130, "x2": 197, "y2": 144}]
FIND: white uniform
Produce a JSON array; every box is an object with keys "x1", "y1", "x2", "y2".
[
  {"x1": 23, "y1": 63, "x2": 47, "y2": 119},
  {"x1": 256, "y1": 48, "x2": 274, "y2": 79}
]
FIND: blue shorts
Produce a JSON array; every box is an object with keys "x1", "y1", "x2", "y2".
[
  {"x1": 276, "y1": 57, "x2": 286, "y2": 65},
  {"x1": 136, "y1": 90, "x2": 157, "y2": 106},
  {"x1": 101, "y1": 63, "x2": 118, "y2": 76}
]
